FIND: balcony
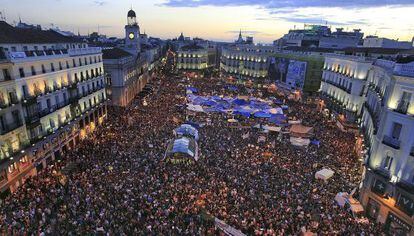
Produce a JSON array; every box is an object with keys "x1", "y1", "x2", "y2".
[
  {"x1": 394, "y1": 100, "x2": 410, "y2": 115},
  {"x1": 382, "y1": 135, "x2": 401, "y2": 150},
  {"x1": 38, "y1": 100, "x2": 71, "y2": 118},
  {"x1": 363, "y1": 102, "x2": 379, "y2": 135},
  {"x1": 22, "y1": 94, "x2": 38, "y2": 106},
  {"x1": 0, "y1": 120, "x2": 23, "y2": 135}
]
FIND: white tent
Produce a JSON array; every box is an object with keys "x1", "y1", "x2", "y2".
[
  {"x1": 315, "y1": 168, "x2": 334, "y2": 180},
  {"x1": 290, "y1": 137, "x2": 310, "y2": 147},
  {"x1": 263, "y1": 125, "x2": 282, "y2": 132},
  {"x1": 335, "y1": 192, "x2": 347, "y2": 207},
  {"x1": 187, "y1": 104, "x2": 204, "y2": 112}
]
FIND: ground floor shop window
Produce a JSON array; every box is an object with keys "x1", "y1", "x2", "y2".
[
  {"x1": 366, "y1": 198, "x2": 381, "y2": 219},
  {"x1": 385, "y1": 212, "x2": 411, "y2": 236}
]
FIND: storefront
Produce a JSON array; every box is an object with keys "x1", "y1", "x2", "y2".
[{"x1": 385, "y1": 212, "x2": 411, "y2": 235}]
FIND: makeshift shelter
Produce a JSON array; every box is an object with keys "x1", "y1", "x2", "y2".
[
  {"x1": 184, "y1": 121, "x2": 200, "y2": 129},
  {"x1": 315, "y1": 168, "x2": 334, "y2": 180},
  {"x1": 265, "y1": 108, "x2": 283, "y2": 115},
  {"x1": 187, "y1": 87, "x2": 198, "y2": 93},
  {"x1": 187, "y1": 104, "x2": 204, "y2": 112},
  {"x1": 232, "y1": 98, "x2": 248, "y2": 106},
  {"x1": 164, "y1": 137, "x2": 199, "y2": 163},
  {"x1": 254, "y1": 111, "x2": 272, "y2": 118},
  {"x1": 290, "y1": 137, "x2": 310, "y2": 147},
  {"x1": 290, "y1": 124, "x2": 314, "y2": 138},
  {"x1": 263, "y1": 125, "x2": 281, "y2": 132},
  {"x1": 174, "y1": 124, "x2": 199, "y2": 141}
]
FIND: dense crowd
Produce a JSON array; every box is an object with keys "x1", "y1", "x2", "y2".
[{"x1": 0, "y1": 62, "x2": 384, "y2": 235}]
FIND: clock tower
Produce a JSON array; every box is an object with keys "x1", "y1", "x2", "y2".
[{"x1": 124, "y1": 9, "x2": 141, "y2": 55}]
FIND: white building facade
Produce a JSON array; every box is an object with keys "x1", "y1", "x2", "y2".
[
  {"x1": 319, "y1": 54, "x2": 372, "y2": 128},
  {"x1": 220, "y1": 45, "x2": 275, "y2": 81},
  {"x1": 0, "y1": 21, "x2": 107, "y2": 193},
  {"x1": 360, "y1": 58, "x2": 414, "y2": 235}
]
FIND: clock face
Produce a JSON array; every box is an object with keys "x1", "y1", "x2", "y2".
[{"x1": 129, "y1": 32, "x2": 135, "y2": 39}]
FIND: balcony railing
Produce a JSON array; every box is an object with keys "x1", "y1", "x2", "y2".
[
  {"x1": 0, "y1": 120, "x2": 23, "y2": 135},
  {"x1": 382, "y1": 135, "x2": 401, "y2": 150},
  {"x1": 363, "y1": 102, "x2": 379, "y2": 135},
  {"x1": 323, "y1": 79, "x2": 352, "y2": 94}
]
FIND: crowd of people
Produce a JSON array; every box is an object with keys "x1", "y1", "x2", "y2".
[{"x1": 0, "y1": 60, "x2": 385, "y2": 235}]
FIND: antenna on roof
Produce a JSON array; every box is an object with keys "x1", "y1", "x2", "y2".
[{"x1": 18, "y1": 14, "x2": 21, "y2": 23}]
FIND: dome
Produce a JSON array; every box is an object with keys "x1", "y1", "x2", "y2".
[{"x1": 127, "y1": 9, "x2": 136, "y2": 18}]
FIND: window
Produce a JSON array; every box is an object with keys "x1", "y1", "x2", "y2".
[
  {"x1": 72, "y1": 59, "x2": 76, "y2": 67},
  {"x1": 89, "y1": 57, "x2": 92, "y2": 64},
  {"x1": 66, "y1": 61, "x2": 69, "y2": 69},
  {"x1": 391, "y1": 123, "x2": 402, "y2": 139},
  {"x1": 2, "y1": 69, "x2": 11, "y2": 80},
  {"x1": 19, "y1": 68, "x2": 25, "y2": 78},
  {"x1": 84, "y1": 57, "x2": 87, "y2": 65},
  {"x1": 11, "y1": 47, "x2": 16, "y2": 52},
  {"x1": 384, "y1": 155, "x2": 393, "y2": 170},
  {"x1": 31, "y1": 66, "x2": 36, "y2": 76},
  {"x1": 41, "y1": 64, "x2": 46, "y2": 73},
  {"x1": 43, "y1": 46, "x2": 47, "y2": 50},
  {"x1": 50, "y1": 63, "x2": 55, "y2": 72},
  {"x1": 34, "y1": 46, "x2": 38, "y2": 51},
  {"x1": 79, "y1": 58, "x2": 82, "y2": 66},
  {"x1": 59, "y1": 61, "x2": 62, "y2": 70}
]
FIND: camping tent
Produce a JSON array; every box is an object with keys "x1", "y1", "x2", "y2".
[
  {"x1": 165, "y1": 137, "x2": 199, "y2": 163},
  {"x1": 290, "y1": 124, "x2": 314, "y2": 138},
  {"x1": 174, "y1": 124, "x2": 199, "y2": 141},
  {"x1": 315, "y1": 168, "x2": 334, "y2": 180},
  {"x1": 187, "y1": 104, "x2": 204, "y2": 112},
  {"x1": 290, "y1": 137, "x2": 310, "y2": 147},
  {"x1": 254, "y1": 111, "x2": 272, "y2": 118}
]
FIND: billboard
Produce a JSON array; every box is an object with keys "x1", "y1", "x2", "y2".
[{"x1": 269, "y1": 57, "x2": 308, "y2": 90}]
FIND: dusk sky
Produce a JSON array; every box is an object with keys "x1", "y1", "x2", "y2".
[{"x1": 2, "y1": 0, "x2": 414, "y2": 43}]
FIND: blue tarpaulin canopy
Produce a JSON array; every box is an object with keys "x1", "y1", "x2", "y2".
[
  {"x1": 311, "y1": 140, "x2": 320, "y2": 146},
  {"x1": 165, "y1": 137, "x2": 199, "y2": 161},
  {"x1": 174, "y1": 124, "x2": 199, "y2": 141},
  {"x1": 184, "y1": 121, "x2": 200, "y2": 129},
  {"x1": 201, "y1": 100, "x2": 217, "y2": 106},
  {"x1": 232, "y1": 98, "x2": 248, "y2": 106},
  {"x1": 187, "y1": 87, "x2": 198, "y2": 93},
  {"x1": 254, "y1": 111, "x2": 272, "y2": 118}
]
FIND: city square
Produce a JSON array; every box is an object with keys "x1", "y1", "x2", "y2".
[{"x1": 0, "y1": 1, "x2": 413, "y2": 234}]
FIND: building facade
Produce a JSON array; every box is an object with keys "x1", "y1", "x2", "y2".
[
  {"x1": 363, "y1": 36, "x2": 413, "y2": 49},
  {"x1": 176, "y1": 44, "x2": 208, "y2": 71},
  {"x1": 0, "y1": 21, "x2": 107, "y2": 194},
  {"x1": 360, "y1": 58, "x2": 414, "y2": 235},
  {"x1": 220, "y1": 44, "x2": 275, "y2": 81},
  {"x1": 319, "y1": 54, "x2": 372, "y2": 130}
]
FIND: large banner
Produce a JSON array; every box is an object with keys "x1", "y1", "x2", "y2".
[{"x1": 269, "y1": 57, "x2": 308, "y2": 90}]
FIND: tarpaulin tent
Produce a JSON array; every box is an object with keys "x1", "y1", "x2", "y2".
[
  {"x1": 201, "y1": 100, "x2": 217, "y2": 106},
  {"x1": 174, "y1": 124, "x2": 199, "y2": 141},
  {"x1": 187, "y1": 104, "x2": 204, "y2": 112},
  {"x1": 187, "y1": 87, "x2": 198, "y2": 93},
  {"x1": 164, "y1": 137, "x2": 199, "y2": 162},
  {"x1": 311, "y1": 139, "x2": 321, "y2": 147},
  {"x1": 290, "y1": 124, "x2": 314, "y2": 138},
  {"x1": 254, "y1": 111, "x2": 272, "y2": 118},
  {"x1": 184, "y1": 121, "x2": 200, "y2": 129},
  {"x1": 232, "y1": 98, "x2": 248, "y2": 106},
  {"x1": 315, "y1": 168, "x2": 334, "y2": 180},
  {"x1": 290, "y1": 137, "x2": 310, "y2": 147},
  {"x1": 265, "y1": 108, "x2": 283, "y2": 115}
]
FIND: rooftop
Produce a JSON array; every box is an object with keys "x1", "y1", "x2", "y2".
[
  {"x1": 102, "y1": 48, "x2": 132, "y2": 59},
  {"x1": 0, "y1": 21, "x2": 81, "y2": 44},
  {"x1": 180, "y1": 44, "x2": 205, "y2": 51}
]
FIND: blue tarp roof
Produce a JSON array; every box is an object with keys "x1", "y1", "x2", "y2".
[
  {"x1": 175, "y1": 125, "x2": 199, "y2": 141},
  {"x1": 254, "y1": 111, "x2": 272, "y2": 118},
  {"x1": 184, "y1": 121, "x2": 200, "y2": 129},
  {"x1": 187, "y1": 87, "x2": 198, "y2": 93},
  {"x1": 232, "y1": 99, "x2": 248, "y2": 106},
  {"x1": 168, "y1": 137, "x2": 195, "y2": 157}
]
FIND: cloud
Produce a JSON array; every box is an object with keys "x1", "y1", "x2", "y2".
[
  {"x1": 161, "y1": 0, "x2": 414, "y2": 8},
  {"x1": 93, "y1": 1, "x2": 107, "y2": 6}
]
